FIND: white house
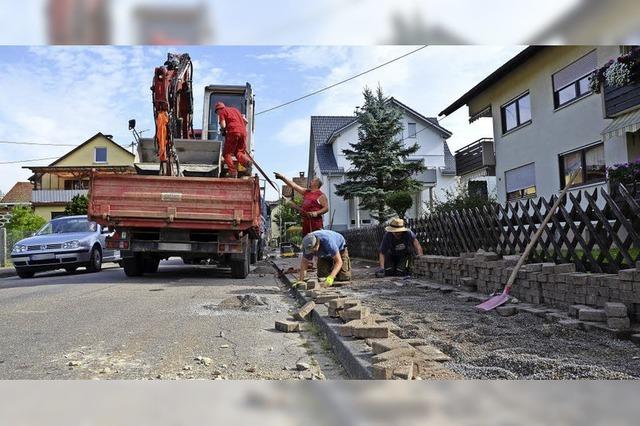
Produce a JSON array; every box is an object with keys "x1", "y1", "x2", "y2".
[
  {"x1": 440, "y1": 46, "x2": 640, "y2": 203},
  {"x1": 307, "y1": 98, "x2": 456, "y2": 231}
]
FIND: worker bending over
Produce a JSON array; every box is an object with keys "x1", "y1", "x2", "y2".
[
  {"x1": 376, "y1": 218, "x2": 423, "y2": 277},
  {"x1": 274, "y1": 173, "x2": 328, "y2": 236},
  {"x1": 297, "y1": 230, "x2": 351, "y2": 287},
  {"x1": 215, "y1": 101, "x2": 252, "y2": 178}
]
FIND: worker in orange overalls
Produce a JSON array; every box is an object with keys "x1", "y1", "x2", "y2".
[
  {"x1": 215, "y1": 102, "x2": 252, "y2": 178},
  {"x1": 155, "y1": 110, "x2": 169, "y2": 162}
]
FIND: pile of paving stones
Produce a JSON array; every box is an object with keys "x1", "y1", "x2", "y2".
[{"x1": 414, "y1": 252, "x2": 640, "y2": 336}]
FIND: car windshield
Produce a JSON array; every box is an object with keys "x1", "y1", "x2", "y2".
[{"x1": 36, "y1": 217, "x2": 96, "y2": 235}]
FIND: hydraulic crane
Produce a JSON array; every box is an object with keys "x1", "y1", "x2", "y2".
[{"x1": 151, "y1": 53, "x2": 194, "y2": 176}]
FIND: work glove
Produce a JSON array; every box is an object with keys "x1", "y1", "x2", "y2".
[
  {"x1": 292, "y1": 280, "x2": 306, "y2": 288},
  {"x1": 220, "y1": 127, "x2": 227, "y2": 137},
  {"x1": 325, "y1": 276, "x2": 335, "y2": 287},
  {"x1": 375, "y1": 267, "x2": 385, "y2": 278}
]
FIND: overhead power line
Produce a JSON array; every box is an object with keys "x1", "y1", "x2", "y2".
[
  {"x1": 0, "y1": 140, "x2": 77, "y2": 146},
  {"x1": 255, "y1": 45, "x2": 429, "y2": 116},
  {"x1": 0, "y1": 156, "x2": 60, "y2": 165}
]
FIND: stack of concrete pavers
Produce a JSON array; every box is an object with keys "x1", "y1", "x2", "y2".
[
  {"x1": 604, "y1": 302, "x2": 630, "y2": 330},
  {"x1": 414, "y1": 253, "x2": 640, "y2": 323},
  {"x1": 365, "y1": 336, "x2": 458, "y2": 380}
]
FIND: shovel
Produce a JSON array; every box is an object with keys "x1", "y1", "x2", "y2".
[{"x1": 476, "y1": 168, "x2": 581, "y2": 311}]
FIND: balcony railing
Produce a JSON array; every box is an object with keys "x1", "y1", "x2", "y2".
[
  {"x1": 455, "y1": 138, "x2": 495, "y2": 177},
  {"x1": 604, "y1": 81, "x2": 640, "y2": 118},
  {"x1": 32, "y1": 189, "x2": 88, "y2": 204}
]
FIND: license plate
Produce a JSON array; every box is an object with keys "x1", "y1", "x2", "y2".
[
  {"x1": 157, "y1": 243, "x2": 191, "y2": 251},
  {"x1": 31, "y1": 253, "x2": 55, "y2": 261}
]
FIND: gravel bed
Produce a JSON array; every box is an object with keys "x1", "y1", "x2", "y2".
[{"x1": 342, "y1": 260, "x2": 640, "y2": 380}]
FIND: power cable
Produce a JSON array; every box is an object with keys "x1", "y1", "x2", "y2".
[
  {"x1": 0, "y1": 156, "x2": 60, "y2": 165},
  {"x1": 255, "y1": 45, "x2": 429, "y2": 116}
]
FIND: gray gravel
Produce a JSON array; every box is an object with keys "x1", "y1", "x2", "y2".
[{"x1": 341, "y1": 259, "x2": 640, "y2": 380}]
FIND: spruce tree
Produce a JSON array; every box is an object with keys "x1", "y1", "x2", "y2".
[{"x1": 335, "y1": 86, "x2": 425, "y2": 222}]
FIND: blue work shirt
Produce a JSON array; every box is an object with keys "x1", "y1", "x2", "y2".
[
  {"x1": 379, "y1": 230, "x2": 417, "y2": 255},
  {"x1": 305, "y1": 230, "x2": 346, "y2": 259}
]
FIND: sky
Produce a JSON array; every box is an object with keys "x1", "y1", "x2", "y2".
[{"x1": 0, "y1": 45, "x2": 524, "y2": 200}]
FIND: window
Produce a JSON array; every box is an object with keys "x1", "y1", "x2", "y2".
[
  {"x1": 407, "y1": 123, "x2": 417, "y2": 138},
  {"x1": 505, "y1": 163, "x2": 536, "y2": 201},
  {"x1": 552, "y1": 50, "x2": 596, "y2": 109},
  {"x1": 501, "y1": 92, "x2": 531, "y2": 134},
  {"x1": 559, "y1": 143, "x2": 606, "y2": 188},
  {"x1": 94, "y1": 147, "x2": 107, "y2": 163},
  {"x1": 64, "y1": 179, "x2": 89, "y2": 190}
]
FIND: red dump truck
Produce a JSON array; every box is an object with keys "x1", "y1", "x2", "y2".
[{"x1": 88, "y1": 81, "x2": 263, "y2": 278}]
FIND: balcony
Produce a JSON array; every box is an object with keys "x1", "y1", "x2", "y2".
[
  {"x1": 455, "y1": 138, "x2": 495, "y2": 177},
  {"x1": 604, "y1": 81, "x2": 640, "y2": 118},
  {"x1": 32, "y1": 189, "x2": 88, "y2": 204}
]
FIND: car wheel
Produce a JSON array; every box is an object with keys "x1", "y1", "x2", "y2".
[
  {"x1": 65, "y1": 266, "x2": 78, "y2": 273},
  {"x1": 16, "y1": 269, "x2": 35, "y2": 279},
  {"x1": 86, "y1": 246, "x2": 102, "y2": 273}
]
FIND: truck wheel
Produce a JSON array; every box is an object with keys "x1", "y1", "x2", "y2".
[
  {"x1": 123, "y1": 256, "x2": 144, "y2": 277},
  {"x1": 230, "y1": 246, "x2": 250, "y2": 279},
  {"x1": 86, "y1": 246, "x2": 102, "y2": 273},
  {"x1": 250, "y1": 240, "x2": 257, "y2": 264},
  {"x1": 143, "y1": 257, "x2": 160, "y2": 274},
  {"x1": 16, "y1": 269, "x2": 35, "y2": 279}
]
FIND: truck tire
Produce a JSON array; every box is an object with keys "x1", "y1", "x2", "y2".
[
  {"x1": 123, "y1": 255, "x2": 144, "y2": 277},
  {"x1": 86, "y1": 246, "x2": 102, "y2": 273},
  {"x1": 143, "y1": 257, "x2": 160, "y2": 274},
  {"x1": 230, "y1": 246, "x2": 250, "y2": 279}
]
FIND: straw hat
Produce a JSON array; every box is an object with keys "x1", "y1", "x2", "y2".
[{"x1": 385, "y1": 217, "x2": 408, "y2": 233}]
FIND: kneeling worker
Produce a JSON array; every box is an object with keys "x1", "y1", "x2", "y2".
[
  {"x1": 376, "y1": 218, "x2": 423, "y2": 277},
  {"x1": 297, "y1": 230, "x2": 351, "y2": 287}
]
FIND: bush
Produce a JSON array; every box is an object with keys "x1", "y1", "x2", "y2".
[
  {"x1": 7, "y1": 205, "x2": 46, "y2": 233},
  {"x1": 64, "y1": 194, "x2": 88, "y2": 215},
  {"x1": 608, "y1": 161, "x2": 640, "y2": 186},
  {"x1": 427, "y1": 182, "x2": 496, "y2": 216},
  {"x1": 385, "y1": 191, "x2": 413, "y2": 219}
]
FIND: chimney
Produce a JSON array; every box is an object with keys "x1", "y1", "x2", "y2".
[{"x1": 299, "y1": 172, "x2": 305, "y2": 177}]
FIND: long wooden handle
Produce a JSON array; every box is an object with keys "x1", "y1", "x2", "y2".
[{"x1": 504, "y1": 169, "x2": 580, "y2": 291}]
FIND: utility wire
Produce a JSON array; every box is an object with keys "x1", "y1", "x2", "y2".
[
  {"x1": 0, "y1": 156, "x2": 60, "y2": 165},
  {"x1": 0, "y1": 140, "x2": 77, "y2": 147},
  {"x1": 255, "y1": 45, "x2": 429, "y2": 116}
]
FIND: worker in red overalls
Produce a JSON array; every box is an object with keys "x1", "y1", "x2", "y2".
[
  {"x1": 215, "y1": 101, "x2": 252, "y2": 178},
  {"x1": 275, "y1": 173, "x2": 328, "y2": 236}
]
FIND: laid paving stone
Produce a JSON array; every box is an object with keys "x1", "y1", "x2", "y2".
[
  {"x1": 294, "y1": 301, "x2": 315, "y2": 321},
  {"x1": 413, "y1": 360, "x2": 463, "y2": 380},
  {"x1": 372, "y1": 347, "x2": 417, "y2": 364},
  {"x1": 392, "y1": 363, "x2": 414, "y2": 380},
  {"x1": 558, "y1": 319, "x2": 582, "y2": 329},
  {"x1": 414, "y1": 345, "x2": 451, "y2": 362},
  {"x1": 607, "y1": 317, "x2": 630, "y2": 330},
  {"x1": 339, "y1": 318, "x2": 375, "y2": 337},
  {"x1": 569, "y1": 304, "x2": 590, "y2": 318},
  {"x1": 496, "y1": 306, "x2": 517, "y2": 317},
  {"x1": 545, "y1": 312, "x2": 566, "y2": 322},
  {"x1": 372, "y1": 357, "x2": 415, "y2": 380},
  {"x1": 368, "y1": 338, "x2": 411, "y2": 355},
  {"x1": 578, "y1": 308, "x2": 607, "y2": 323},
  {"x1": 518, "y1": 306, "x2": 547, "y2": 317},
  {"x1": 376, "y1": 321, "x2": 401, "y2": 333},
  {"x1": 327, "y1": 306, "x2": 342, "y2": 318},
  {"x1": 604, "y1": 302, "x2": 628, "y2": 318},
  {"x1": 314, "y1": 293, "x2": 342, "y2": 304},
  {"x1": 341, "y1": 306, "x2": 371, "y2": 321},
  {"x1": 305, "y1": 279, "x2": 318, "y2": 290},
  {"x1": 352, "y1": 324, "x2": 390, "y2": 339}
]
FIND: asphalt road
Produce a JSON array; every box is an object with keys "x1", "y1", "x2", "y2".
[{"x1": 0, "y1": 259, "x2": 345, "y2": 380}]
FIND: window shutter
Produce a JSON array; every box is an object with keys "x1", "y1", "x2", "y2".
[
  {"x1": 505, "y1": 163, "x2": 536, "y2": 193},
  {"x1": 552, "y1": 50, "x2": 597, "y2": 91}
]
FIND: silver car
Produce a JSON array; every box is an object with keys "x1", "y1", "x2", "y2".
[{"x1": 10, "y1": 215, "x2": 121, "y2": 279}]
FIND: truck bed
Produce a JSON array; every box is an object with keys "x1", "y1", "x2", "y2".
[{"x1": 88, "y1": 173, "x2": 260, "y2": 231}]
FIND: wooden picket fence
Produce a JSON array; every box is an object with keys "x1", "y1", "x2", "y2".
[{"x1": 342, "y1": 183, "x2": 640, "y2": 273}]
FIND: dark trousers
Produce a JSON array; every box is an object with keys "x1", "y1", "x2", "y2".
[
  {"x1": 384, "y1": 251, "x2": 410, "y2": 276},
  {"x1": 317, "y1": 248, "x2": 351, "y2": 281}
]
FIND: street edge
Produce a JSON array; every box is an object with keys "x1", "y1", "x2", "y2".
[{"x1": 271, "y1": 261, "x2": 374, "y2": 380}]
